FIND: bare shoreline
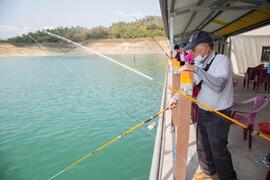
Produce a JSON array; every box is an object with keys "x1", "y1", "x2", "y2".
[{"x1": 0, "y1": 38, "x2": 169, "y2": 57}]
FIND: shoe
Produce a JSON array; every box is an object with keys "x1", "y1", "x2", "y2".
[
  {"x1": 194, "y1": 172, "x2": 219, "y2": 180},
  {"x1": 255, "y1": 156, "x2": 270, "y2": 168}
]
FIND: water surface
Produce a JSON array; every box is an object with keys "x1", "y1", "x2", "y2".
[{"x1": 0, "y1": 54, "x2": 166, "y2": 180}]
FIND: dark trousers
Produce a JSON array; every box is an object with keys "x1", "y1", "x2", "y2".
[
  {"x1": 267, "y1": 153, "x2": 270, "y2": 162},
  {"x1": 197, "y1": 108, "x2": 237, "y2": 180}
]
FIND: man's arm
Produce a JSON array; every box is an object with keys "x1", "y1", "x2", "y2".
[
  {"x1": 195, "y1": 67, "x2": 227, "y2": 93},
  {"x1": 194, "y1": 56, "x2": 229, "y2": 93}
]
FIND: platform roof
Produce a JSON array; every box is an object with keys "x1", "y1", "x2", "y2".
[{"x1": 159, "y1": 0, "x2": 270, "y2": 41}]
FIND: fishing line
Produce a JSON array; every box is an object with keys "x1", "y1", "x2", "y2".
[
  {"x1": 28, "y1": 34, "x2": 155, "y2": 137},
  {"x1": 39, "y1": 30, "x2": 270, "y2": 142},
  {"x1": 47, "y1": 107, "x2": 169, "y2": 180}
]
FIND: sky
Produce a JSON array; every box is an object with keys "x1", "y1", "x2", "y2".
[{"x1": 0, "y1": 0, "x2": 161, "y2": 40}]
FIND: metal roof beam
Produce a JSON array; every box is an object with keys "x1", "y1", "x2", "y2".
[
  {"x1": 174, "y1": 30, "x2": 223, "y2": 41},
  {"x1": 159, "y1": 0, "x2": 170, "y2": 38},
  {"x1": 210, "y1": 10, "x2": 254, "y2": 35},
  {"x1": 175, "y1": 3, "x2": 270, "y2": 16},
  {"x1": 220, "y1": 18, "x2": 270, "y2": 37},
  {"x1": 236, "y1": 0, "x2": 270, "y2": 6},
  {"x1": 170, "y1": 0, "x2": 176, "y2": 14},
  {"x1": 182, "y1": 0, "x2": 204, "y2": 33},
  {"x1": 190, "y1": 0, "x2": 229, "y2": 31},
  {"x1": 197, "y1": 2, "x2": 229, "y2": 30}
]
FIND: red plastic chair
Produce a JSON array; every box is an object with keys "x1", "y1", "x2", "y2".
[
  {"x1": 232, "y1": 95, "x2": 269, "y2": 148},
  {"x1": 260, "y1": 70, "x2": 270, "y2": 93},
  {"x1": 243, "y1": 68, "x2": 251, "y2": 89},
  {"x1": 233, "y1": 79, "x2": 238, "y2": 89},
  {"x1": 243, "y1": 64, "x2": 264, "y2": 90},
  {"x1": 254, "y1": 68, "x2": 269, "y2": 92}
]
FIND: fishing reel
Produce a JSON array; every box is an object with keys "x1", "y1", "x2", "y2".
[{"x1": 147, "y1": 122, "x2": 157, "y2": 130}]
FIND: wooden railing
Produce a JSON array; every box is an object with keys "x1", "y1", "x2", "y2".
[{"x1": 150, "y1": 62, "x2": 193, "y2": 180}]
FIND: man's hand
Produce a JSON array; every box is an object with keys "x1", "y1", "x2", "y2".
[
  {"x1": 168, "y1": 94, "x2": 179, "y2": 109},
  {"x1": 169, "y1": 101, "x2": 177, "y2": 109},
  {"x1": 179, "y1": 64, "x2": 195, "y2": 73}
]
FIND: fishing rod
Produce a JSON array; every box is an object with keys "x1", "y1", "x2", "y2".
[
  {"x1": 42, "y1": 30, "x2": 154, "y2": 81},
  {"x1": 40, "y1": 30, "x2": 270, "y2": 180},
  {"x1": 27, "y1": 33, "x2": 171, "y2": 179},
  {"x1": 133, "y1": 16, "x2": 172, "y2": 62},
  {"x1": 40, "y1": 29, "x2": 270, "y2": 142},
  {"x1": 27, "y1": 34, "x2": 155, "y2": 137},
  {"x1": 48, "y1": 107, "x2": 169, "y2": 180},
  {"x1": 151, "y1": 37, "x2": 172, "y2": 60}
]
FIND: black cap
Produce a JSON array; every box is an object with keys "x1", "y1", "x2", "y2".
[
  {"x1": 184, "y1": 31, "x2": 212, "y2": 50},
  {"x1": 180, "y1": 41, "x2": 187, "y2": 48},
  {"x1": 173, "y1": 44, "x2": 180, "y2": 50}
]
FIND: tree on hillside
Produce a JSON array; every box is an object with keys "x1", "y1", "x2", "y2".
[{"x1": 8, "y1": 16, "x2": 165, "y2": 43}]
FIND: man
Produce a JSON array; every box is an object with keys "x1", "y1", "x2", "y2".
[
  {"x1": 173, "y1": 44, "x2": 185, "y2": 66},
  {"x1": 170, "y1": 31, "x2": 237, "y2": 180}
]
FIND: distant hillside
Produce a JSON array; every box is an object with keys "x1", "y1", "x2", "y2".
[{"x1": 8, "y1": 16, "x2": 165, "y2": 44}]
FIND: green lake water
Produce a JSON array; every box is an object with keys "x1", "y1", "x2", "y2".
[{"x1": 0, "y1": 54, "x2": 166, "y2": 180}]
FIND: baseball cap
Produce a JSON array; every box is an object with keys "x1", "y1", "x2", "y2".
[{"x1": 184, "y1": 31, "x2": 212, "y2": 50}]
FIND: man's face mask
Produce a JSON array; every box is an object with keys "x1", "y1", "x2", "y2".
[
  {"x1": 194, "y1": 54, "x2": 207, "y2": 63},
  {"x1": 192, "y1": 44, "x2": 209, "y2": 64}
]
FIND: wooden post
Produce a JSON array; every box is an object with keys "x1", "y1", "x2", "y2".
[
  {"x1": 174, "y1": 66, "x2": 193, "y2": 180},
  {"x1": 171, "y1": 58, "x2": 180, "y2": 128},
  {"x1": 172, "y1": 74, "x2": 180, "y2": 128}
]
